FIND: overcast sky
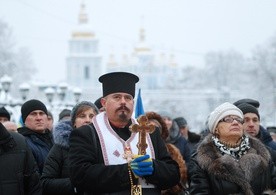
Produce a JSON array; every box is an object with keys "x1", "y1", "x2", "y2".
[{"x1": 1, "y1": 0, "x2": 276, "y2": 83}]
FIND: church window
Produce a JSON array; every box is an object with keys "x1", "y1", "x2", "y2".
[{"x1": 84, "y1": 66, "x2": 90, "y2": 79}]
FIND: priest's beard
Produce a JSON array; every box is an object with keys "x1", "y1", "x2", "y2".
[
  {"x1": 118, "y1": 112, "x2": 129, "y2": 123},
  {"x1": 116, "y1": 106, "x2": 130, "y2": 123}
]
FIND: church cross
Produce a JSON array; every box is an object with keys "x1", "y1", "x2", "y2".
[{"x1": 130, "y1": 115, "x2": 155, "y2": 155}]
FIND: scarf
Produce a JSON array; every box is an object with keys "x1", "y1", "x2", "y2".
[{"x1": 212, "y1": 135, "x2": 250, "y2": 159}]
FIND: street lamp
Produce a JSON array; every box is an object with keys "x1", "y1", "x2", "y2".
[
  {"x1": 19, "y1": 83, "x2": 30, "y2": 102},
  {"x1": 44, "y1": 87, "x2": 55, "y2": 106},
  {"x1": 0, "y1": 74, "x2": 12, "y2": 102},
  {"x1": 57, "y1": 82, "x2": 68, "y2": 102},
  {"x1": 73, "y1": 87, "x2": 82, "y2": 103}
]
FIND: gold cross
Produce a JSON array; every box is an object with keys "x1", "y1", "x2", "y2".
[{"x1": 130, "y1": 115, "x2": 155, "y2": 155}]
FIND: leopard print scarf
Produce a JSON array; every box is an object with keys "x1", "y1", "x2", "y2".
[{"x1": 212, "y1": 135, "x2": 250, "y2": 159}]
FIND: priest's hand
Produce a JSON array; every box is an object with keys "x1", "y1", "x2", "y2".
[{"x1": 130, "y1": 154, "x2": 153, "y2": 177}]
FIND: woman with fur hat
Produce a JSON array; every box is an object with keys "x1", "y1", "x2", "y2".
[
  {"x1": 41, "y1": 101, "x2": 99, "y2": 195},
  {"x1": 146, "y1": 111, "x2": 188, "y2": 195},
  {"x1": 188, "y1": 102, "x2": 276, "y2": 194}
]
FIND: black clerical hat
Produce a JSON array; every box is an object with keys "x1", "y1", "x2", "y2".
[{"x1": 99, "y1": 72, "x2": 139, "y2": 97}]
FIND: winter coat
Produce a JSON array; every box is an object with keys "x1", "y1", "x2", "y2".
[
  {"x1": 259, "y1": 125, "x2": 276, "y2": 150},
  {"x1": 186, "y1": 131, "x2": 201, "y2": 153},
  {"x1": 162, "y1": 143, "x2": 188, "y2": 195},
  {"x1": 41, "y1": 120, "x2": 80, "y2": 195},
  {"x1": 69, "y1": 122, "x2": 180, "y2": 195},
  {"x1": 18, "y1": 126, "x2": 53, "y2": 174},
  {"x1": 0, "y1": 123, "x2": 41, "y2": 195},
  {"x1": 188, "y1": 134, "x2": 276, "y2": 195}
]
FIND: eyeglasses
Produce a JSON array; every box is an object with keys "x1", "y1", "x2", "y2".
[{"x1": 219, "y1": 116, "x2": 244, "y2": 124}]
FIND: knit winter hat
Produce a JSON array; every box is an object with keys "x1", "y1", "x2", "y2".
[
  {"x1": 0, "y1": 107, "x2": 10, "y2": 121},
  {"x1": 71, "y1": 101, "x2": 99, "y2": 125},
  {"x1": 208, "y1": 102, "x2": 243, "y2": 133},
  {"x1": 21, "y1": 99, "x2": 48, "y2": 123},
  {"x1": 174, "y1": 117, "x2": 187, "y2": 128},
  {"x1": 59, "y1": 109, "x2": 71, "y2": 121},
  {"x1": 94, "y1": 97, "x2": 103, "y2": 110},
  {"x1": 233, "y1": 98, "x2": 260, "y2": 108},
  {"x1": 236, "y1": 103, "x2": 260, "y2": 119}
]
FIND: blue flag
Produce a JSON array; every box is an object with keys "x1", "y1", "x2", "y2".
[{"x1": 135, "y1": 88, "x2": 145, "y2": 118}]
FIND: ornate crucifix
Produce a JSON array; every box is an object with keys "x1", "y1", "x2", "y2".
[{"x1": 130, "y1": 115, "x2": 155, "y2": 155}]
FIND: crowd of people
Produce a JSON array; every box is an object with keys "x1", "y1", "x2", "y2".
[{"x1": 1, "y1": 71, "x2": 276, "y2": 194}]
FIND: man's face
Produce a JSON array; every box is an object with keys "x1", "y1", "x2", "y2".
[
  {"x1": 180, "y1": 125, "x2": 188, "y2": 137},
  {"x1": 102, "y1": 93, "x2": 134, "y2": 126},
  {"x1": 25, "y1": 110, "x2": 48, "y2": 133},
  {"x1": 242, "y1": 113, "x2": 260, "y2": 137},
  {"x1": 0, "y1": 116, "x2": 9, "y2": 123},
  {"x1": 47, "y1": 116, "x2": 54, "y2": 131}
]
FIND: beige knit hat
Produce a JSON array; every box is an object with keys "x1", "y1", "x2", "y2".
[{"x1": 208, "y1": 102, "x2": 243, "y2": 133}]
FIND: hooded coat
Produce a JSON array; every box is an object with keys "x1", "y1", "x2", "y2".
[
  {"x1": 167, "y1": 121, "x2": 191, "y2": 162},
  {"x1": 188, "y1": 134, "x2": 276, "y2": 195},
  {"x1": 41, "y1": 120, "x2": 80, "y2": 195}
]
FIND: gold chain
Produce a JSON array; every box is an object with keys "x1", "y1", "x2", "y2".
[
  {"x1": 128, "y1": 164, "x2": 134, "y2": 186},
  {"x1": 128, "y1": 163, "x2": 142, "y2": 195}
]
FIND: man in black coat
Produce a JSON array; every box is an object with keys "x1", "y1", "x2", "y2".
[
  {"x1": 18, "y1": 99, "x2": 54, "y2": 174},
  {"x1": 0, "y1": 122, "x2": 41, "y2": 194},
  {"x1": 69, "y1": 72, "x2": 180, "y2": 195}
]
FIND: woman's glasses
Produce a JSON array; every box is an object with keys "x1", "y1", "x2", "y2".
[{"x1": 219, "y1": 116, "x2": 244, "y2": 124}]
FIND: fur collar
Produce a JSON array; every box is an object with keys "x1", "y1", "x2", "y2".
[
  {"x1": 53, "y1": 120, "x2": 73, "y2": 149},
  {"x1": 197, "y1": 134, "x2": 271, "y2": 195}
]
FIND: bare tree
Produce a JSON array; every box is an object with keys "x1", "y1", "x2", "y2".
[
  {"x1": 0, "y1": 19, "x2": 36, "y2": 94},
  {"x1": 0, "y1": 19, "x2": 16, "y2": 77},
  {"x1": 251, "y1": 34, "x2": 276, "y2": 123},
  {"x1": 204, "y1": 50, "x2": 250, "y2": 98}
]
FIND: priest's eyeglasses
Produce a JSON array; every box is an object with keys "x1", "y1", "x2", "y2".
[{"x1": 219, "y1": 116, "x2": 244, "y2": 124}]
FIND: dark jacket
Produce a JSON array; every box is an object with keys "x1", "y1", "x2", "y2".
[
  {"x1": 41, "y1": 120, "x2": 80, "y2": 195},
  {"x1": 69, "y1": 122, "x2": 180, "y2": 195},
  {"x1": 188, "y1": 134, "x2": 276, "y2": 195},
  {"x1": 167, "y1": 121, "x2": 191, "y2": 162},
  {"x1": 258, "y1": 125, "x2": 276, "y2": 150},
  {"x1": 18, "y1": 126, "x2": 53, "y2": 174},
  {"x1": 0, "y1": 123, "x2": 42, "y2": 195}
]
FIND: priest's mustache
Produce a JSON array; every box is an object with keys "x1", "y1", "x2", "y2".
[{"x1": 116, "y1": 106, "x2": 130, "y2": 112}]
